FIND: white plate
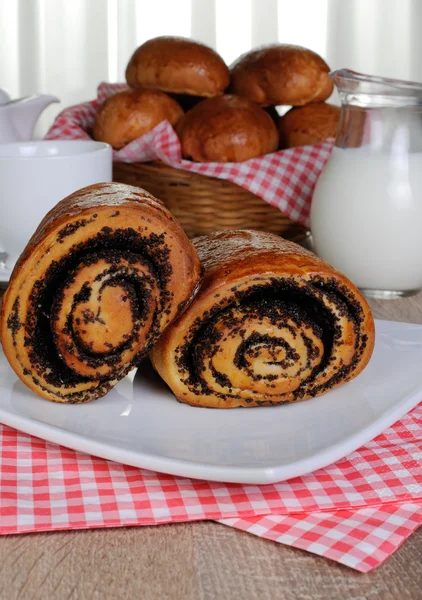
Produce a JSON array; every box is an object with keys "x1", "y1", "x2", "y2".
[{"x1": 0, "y1": 319, "x2": 421, "y2": 484}]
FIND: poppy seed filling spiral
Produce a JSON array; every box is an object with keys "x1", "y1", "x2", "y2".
[
  {"x1": 26, "y1": 237, "x2": 166, "y2": 392},
  {"x1": 176, "y1": 280, "x2": 364, "y2": 402}
]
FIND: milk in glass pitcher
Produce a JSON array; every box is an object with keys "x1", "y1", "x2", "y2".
[{"x1": 311, "y1": 69, "x2": 422, "y2": 298}]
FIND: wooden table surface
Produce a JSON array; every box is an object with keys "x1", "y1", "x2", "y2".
[{"x1": 0, "y1": 291, "x2": 421, "y2": 600}]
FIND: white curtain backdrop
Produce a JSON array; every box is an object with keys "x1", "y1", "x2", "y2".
[{"x1": 1, "y1": 0, "x2": 421, "y2": 136}]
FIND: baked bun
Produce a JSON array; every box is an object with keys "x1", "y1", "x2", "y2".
[
  {"x1": 93, "y1": 88, "x2": 183, "y2": 149},
  {"x1": 279, "y1": 103, "x2": 340, "y2": 148},
  {"x1": 230, "y1": 44, "x2": 333, "y2": 106},
  {"x1": 126, "y1": 36, "x2": 230, "y2": 97},
  {"x1": 176, "y1": 94, "x2": 279, "y2": 162}
]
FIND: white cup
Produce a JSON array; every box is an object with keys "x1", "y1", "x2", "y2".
[{"x1": 0, "y1": 140, "x2": 112, "y2": 275}]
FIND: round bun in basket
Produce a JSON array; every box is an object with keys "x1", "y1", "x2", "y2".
[
  {"x1": 93, "y1": 88, "x2": 183, "y2": 149},
  {"x1": 125, "y1": 36, "x2": 230, "y2": 97},
  {"x1": 230, "y1": 44, "x2": 333, "y2": 106},
  {"x1": 176, "y1": 94, "x2": 279, "y2": 162},
  {"x1": 279, "y1": 103, "x2": 341, "y2": 148}
]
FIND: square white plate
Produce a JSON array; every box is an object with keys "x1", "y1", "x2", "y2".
[{"x1": 0, "y1": 319, "x2": 421, "y2": 484}]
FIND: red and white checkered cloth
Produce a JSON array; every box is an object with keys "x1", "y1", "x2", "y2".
[
  {"x1": 1, "y1": 402, "x2": 421, "y2": 572},
  {"x1": 45, "y1": 83, "x2": 332, "y2": 226},
  {"x1": 222, "y1": 504, "x2": 422, "y2": 572}
]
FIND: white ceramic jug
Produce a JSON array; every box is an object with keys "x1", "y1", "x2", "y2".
[
  {"x1": 311, "y1": 69, "x2": 422, "y2": 299},
  {"x1": 0, "y1": 87, "x2": 59, "y2": 143}
]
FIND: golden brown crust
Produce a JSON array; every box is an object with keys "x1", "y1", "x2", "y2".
[
  {"x1": 125, "y1": 36, "x2": 230, "y2": 97},
  {"x1": 230, "y1": 44, "x2": 333, "y2": 106},
  {"x1": 0, "y1": 183, "x2": 201, "y2": 404},
  {"x1": 175, "y1": 95, "x2": 279, "y2": 162},
  {"x1": 151, "y1": 230, "x2": 375, "y2": 409},
  {"x1": 279, "y1": 103, "x2": 340, "y2": 148},
  {"x1": 92, "y1": 88, "x2": 183, "y2": 149}
]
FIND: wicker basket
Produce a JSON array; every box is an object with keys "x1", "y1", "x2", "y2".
[{"x1": 113, "y1": 161, "x2": 307, "y2": 240}]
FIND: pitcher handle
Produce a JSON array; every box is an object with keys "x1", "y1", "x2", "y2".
[{"x1": 0, "y1": 250, "x2": 9, "y2": 270}]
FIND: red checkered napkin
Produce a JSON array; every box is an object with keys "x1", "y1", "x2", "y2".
[
  {"x1": 222, "y1": 504, "x2": 422, "y2": 573},
  {"x1": 1, "y1": 403, "x2": 421, "y2": 572},
  {"x1": 45, "y1": 83, "x2": 332, "y2": 226}
]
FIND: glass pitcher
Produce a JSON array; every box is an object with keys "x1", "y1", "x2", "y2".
[{"x1": 310, "y1": 69, "x2": 422, "y2": 298}]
